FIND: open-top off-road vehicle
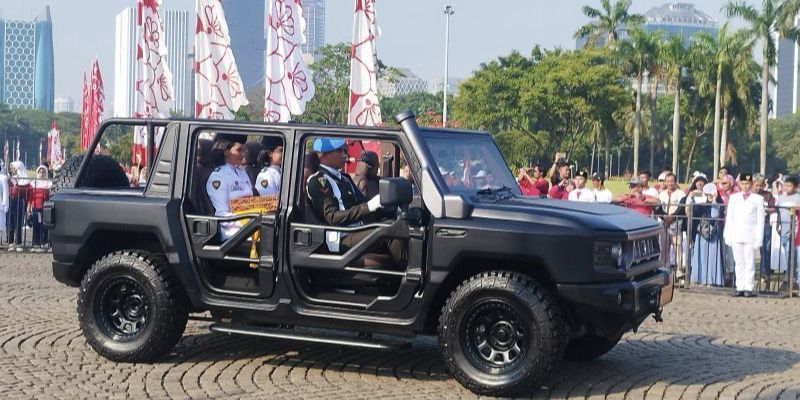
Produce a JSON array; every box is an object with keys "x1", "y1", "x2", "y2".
[{"x1": 47, "y1": 112, "x2": 672, "y2": 396}]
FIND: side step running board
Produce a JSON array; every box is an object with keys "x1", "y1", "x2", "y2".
[{"x1": 210, "y1": 324, "x2": 411, "y2": 350}]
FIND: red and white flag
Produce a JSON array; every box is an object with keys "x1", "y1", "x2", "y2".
[
  {"x1": 263, "y1": 0, "x2": 315, "y2": 122},
  {"x1": 79, "y1": 73, "x2": 89, "y2": 150},
  {"x1": 348, "y1": 0, "x2": 382, "y2": 127},
  {"x1": 86, "y1": 60, "x2": 104, "y2": 150},
  {"x1": 133, "y1": 0, "x2": 174, "y2": 166},
  {"x1": 194, "y1": 0, "x2": 249, "y2": 120},
  {"x1": 47, "y1": 120, "x2": 65, "y2": 170}
]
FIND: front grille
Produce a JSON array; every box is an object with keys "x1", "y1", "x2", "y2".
[{"x1": 631, "y1": 236, "x2": 660, "y2": 265}]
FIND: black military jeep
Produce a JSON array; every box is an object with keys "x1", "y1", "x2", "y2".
[{"x1": 46, "y1": 112, "x2": 672, "y2": 396}]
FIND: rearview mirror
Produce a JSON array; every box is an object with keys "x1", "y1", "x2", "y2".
[{"x1": 379, "y1": 178, "x2": 413, "y2": 207}]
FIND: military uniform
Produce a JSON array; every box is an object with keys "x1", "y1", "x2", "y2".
[
  {"x1": 568, "y1": 188, "x2": 596, "y2": 202},
  {"x1": 306, "y1": 138, "x2": 406, "y2": 265},
  {"x1": 206, "y1": 163, "x2": 254, "y2": 240},
  {"x1": 255, "y1": 165, "x2": 282, "y2": 196}
]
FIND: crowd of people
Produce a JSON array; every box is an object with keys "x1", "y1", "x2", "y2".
[
  {"x1": 0, "y1": 161, "x2": 53, "y2": 252},
  {"x1": 515, "y1": 157, "x2": 800, "y2": 296}
]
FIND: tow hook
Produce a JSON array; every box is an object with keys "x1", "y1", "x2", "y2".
[{"x1": 652, "y1": 307, "x2": 664, "y2": 323}]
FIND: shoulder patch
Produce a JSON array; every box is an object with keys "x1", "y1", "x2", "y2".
[
  {"x1": 260, "y1": 179, "x2": 269, "y2": 188},
  {"x1": 212, "y1": 180, "x2": 221, "y2": 190}
]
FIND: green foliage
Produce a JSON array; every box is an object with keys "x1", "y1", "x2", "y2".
[{"x1": 0, "y1": 104, "x2": 81, "y2": 164}]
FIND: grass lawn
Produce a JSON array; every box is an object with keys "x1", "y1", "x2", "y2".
[{"x1": 604, "y1": 179, "x2": 630, "y2": 197}]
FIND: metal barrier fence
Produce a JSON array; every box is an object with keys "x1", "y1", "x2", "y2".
[
  {"x1": 615, "y1": 200, "x2": 798, "y2": 298},
  {"x1": 1, "y1": 177, "x2": 52, "y2": 253}
]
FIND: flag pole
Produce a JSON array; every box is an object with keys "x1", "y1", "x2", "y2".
[{"x1": 442, "y1": 5, "x2": 454, "y2": 128}]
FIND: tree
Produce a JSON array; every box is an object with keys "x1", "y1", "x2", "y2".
[
  {"x1": 618, "y1": 28, "x2": 659, "y2": 175},
  {"x1": 725, "y1": 0, "x2": 800, "y2": 174},
  {"x1": 574, "y1": 0, "x2": 645, "y2": 48},
  {"x1": 660, "y1": 35, "x2": 686, "y2": 174}
]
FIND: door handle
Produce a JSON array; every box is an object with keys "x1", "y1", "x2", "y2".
[
  {"x1": 293, "y1": 228, "x2": 312, "y2": 245},
  {"x1": 193, "y1": 220, "x2": 210, "y2": 236}
]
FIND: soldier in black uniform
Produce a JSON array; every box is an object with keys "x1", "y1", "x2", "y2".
[{"x1": 305, "y1": 138, "x2": 406, "y2": 266}]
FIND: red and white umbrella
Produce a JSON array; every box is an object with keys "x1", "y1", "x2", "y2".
[
  {"x1": 194, "y1": 0, "x2": 249, "y2": 120},
  {"x1": 263, "y1": 0, "x2": 315, "y2": 123},
  {"x1": 133, "y1": 0, "x2": 174, "y2": 166}
]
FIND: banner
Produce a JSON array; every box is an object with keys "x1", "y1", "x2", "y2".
[
  {"x1": 194, "y1": 0, "x2": 249, "y2": 119},
  {"x1": 263, "y1": 0, "x2": 315, "y2": 122},
  {"x1": 133, "y1": 0, "x2": 175, "y2": 166}
]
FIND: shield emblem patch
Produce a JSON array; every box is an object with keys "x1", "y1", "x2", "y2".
[
  {"x1": 261, "y1": 179, "x2": 268, "y2": 188},
  {"x1": 212, "y1": 180, "x2": 221, "y2": 190}
]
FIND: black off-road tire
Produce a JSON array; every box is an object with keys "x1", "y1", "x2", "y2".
[
  {"x1": 77, "y1": 250, "x2": 188, "y2": 362},
  {"x1": 564, "y1": 334, "x2": 621, "y2": 361},
  {"x1": 51, "y1": 154, "x2": 129, "y2": 194},
  {"x1": 438, "y1": 271, "x2": 566, "y2": 396}
]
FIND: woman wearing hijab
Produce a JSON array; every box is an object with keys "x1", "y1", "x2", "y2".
[
  {"x1": 689, "y1": 182, "x2": 725, "y2": 286},
  {"x1": 7, "y1": 161, "x2": 30, "y2": 251}
]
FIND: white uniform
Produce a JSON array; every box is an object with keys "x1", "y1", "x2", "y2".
[
  {"x1": 724, "y1": 192, "x2": 765, "y2": 291},
  {"x1": 594, "y1": 188, "x2": 613, "y2": 203},
  {"x1": 206, "y1": 163, "x2": 254, "y2": 240},
  {"x1": 568, "y1": 188, "x2": 596, "y2": 202},
  {"x1": 643, "y1": 187, "x2": 659, "y2": 198},
  {"x1": 255, "y1": 165, "x2": 282, "y2": 196},
  {"x1": 0, "y1": 172, "x2": 8, "y2": 232}
]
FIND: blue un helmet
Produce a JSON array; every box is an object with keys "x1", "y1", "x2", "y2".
[{"x1": 312, "y1": 138, "x2": 347, "y2": 153}]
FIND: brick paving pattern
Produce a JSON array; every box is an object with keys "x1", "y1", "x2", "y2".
[{"x1": 1, "y1": 253, "x2": 799, "y2": 399}]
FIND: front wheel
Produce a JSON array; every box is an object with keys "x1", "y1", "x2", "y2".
[
  {"x1": 78, "y1": 250, "x2": 188, "y2": 362},
  {"x1": 438, "y1": 271, "x2": 566, "y2": 396}
]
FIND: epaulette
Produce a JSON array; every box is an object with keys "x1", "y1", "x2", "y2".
[
  {"x1": 213, "y1": 167, "x2": 221, "y2": 172},
  {"x1": 261, "y1": 167, "x2": 268, "y2": 173}
]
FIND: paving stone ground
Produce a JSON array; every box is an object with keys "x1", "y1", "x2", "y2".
[{"x1": 1, "y1": 253, "x2": 799, "y2": 399}]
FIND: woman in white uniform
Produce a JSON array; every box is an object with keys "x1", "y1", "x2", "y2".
[
  {"x1": 206, "y1": 135, "x2": 253, "y2": 241},
  {"x1": 0, "y1": 163, "x2": 8, "y2": 235}
]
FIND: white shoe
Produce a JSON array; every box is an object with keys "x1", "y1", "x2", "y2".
[
  {"x1": 15, "y1": 246, "x2": 23, "y2": 252},
  {"x1": 6, "y1": 245, "x2": 15, "y2": 252}
]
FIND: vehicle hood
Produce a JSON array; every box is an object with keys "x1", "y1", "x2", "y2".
[{"x1": 469, "y1": 196, "x2": 661, "y2": 237}]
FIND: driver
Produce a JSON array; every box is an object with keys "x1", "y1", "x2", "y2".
[{"x1": 306, "y1": 138, "x2": 407, "y2": 265}]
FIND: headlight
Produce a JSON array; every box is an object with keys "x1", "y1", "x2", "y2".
[
  {"x1": 610, "y1": 242, "x2": 625, "y2": 269},
  {"x1": 594, "y1": 241, "x2": 626, "y2": 270}
]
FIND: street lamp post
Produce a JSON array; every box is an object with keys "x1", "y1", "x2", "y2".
[{"x1": 443, "y1": 5, "x2": 454, "y2": 128}]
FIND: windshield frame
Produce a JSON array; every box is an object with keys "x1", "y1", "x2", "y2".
[{"x1": 421, "y1": 129, "x2": 521, "y2": 197}]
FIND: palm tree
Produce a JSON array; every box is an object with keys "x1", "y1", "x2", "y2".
[
  {"x1": 619, "y1": 28, "x2": 659, "y2": 175},
  {"x1": 725, "y1": 0, "x2": 800, "y2": 174},
  {"x1": 720, "y1": 38, "x2": 758, "y2": 168},
  {"x1": 691, "y1": 24, "x2": 750, "y2": 177},
  {"x1": 575, "y1": 0, "x2": 645, "y2": 48},
  {"x1": 660, "y1": 35, "x2": 686, "y2": 174}
]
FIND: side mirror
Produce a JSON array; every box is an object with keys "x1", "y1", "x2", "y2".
[{"x1": 379, "y1": 178, "x2": 413, "y2": 207}]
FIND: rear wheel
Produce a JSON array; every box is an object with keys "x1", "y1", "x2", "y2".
[
  {"x1": 438, "y1": 271, "x2": 565, "y2": 396},
  {"x1": 78, "y1": 250, "x2": 188, "y2": 362},
  {"x1": 565, "y1": 334, "x2": 621, "y2": 361}
]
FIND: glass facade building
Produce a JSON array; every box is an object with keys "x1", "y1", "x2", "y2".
[
  {"x1": 0, "y1": 6, "x2": 54, "y2": 111},
  {"x1": 642, "y1": 3, "x2": 717, "y2": 45},
  {"x1": 301, "y1": 0, "x2": 326, "y2": 60},
  {"x1": 226, "y1": 0, "x2": 267, "y2": 90}
]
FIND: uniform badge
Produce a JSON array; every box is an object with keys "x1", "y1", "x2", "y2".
[
  {"x1": 212, "y1": 180, "x2": 221, "y2": 190},
  {"x1": 261, "y1": 179, "x2": 268, "y2": 188}
]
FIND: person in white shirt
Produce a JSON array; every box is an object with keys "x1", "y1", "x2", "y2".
[
  {"x1": 568, "y1": 170, "x2": 596, "y2": 202},
  {"x1": 206, "y1": 135, "x2": 254, "y2": 241},
  {"x1": 724, "y1": 174, "x2": 765, "y2": 298},
  {"x1": 658, "y1": 173, "x2": 687, "y2": 275},
  {"x1": 591, "y1": 173, "x2": 613, "y2": 203},
  {"x1": 639, "y1": 170, "x2": 659, "y2": 198},
  {"x1": 255, "y1": 142, "x2": 283, "y2": 196}
]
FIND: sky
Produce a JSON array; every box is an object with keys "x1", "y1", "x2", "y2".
[{"x1": 0, "y1": 0, "x2": 752, "y2": 106}]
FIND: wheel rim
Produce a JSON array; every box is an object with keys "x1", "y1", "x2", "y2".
[
  {"x1": 461, "y1": 300, "x2": 530, "y2": 373},
  {"x1": 95, "y1": 276, "x2": 151, "y2": 341}
]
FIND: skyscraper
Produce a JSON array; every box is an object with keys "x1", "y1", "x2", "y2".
[
  {"x1": 0, "y1": 6, "x2": 55, "y2": 111},
  {"x1": 113, "y1": 7, "x2": 192, "y2": 117},
  {"x1": 225, "y1": 0, "x2": 266, "y2": 90},
  {"x1": 773, "y1": 16, "x2": 800, "y2": 118},
  {"x1": 302, "y1": 0, "x2": 326, "y2": 59}
]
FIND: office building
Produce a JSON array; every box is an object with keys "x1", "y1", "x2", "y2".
[
  {"x1": 378, "y1": 68, "x2": 430, "y2": 97},
  {"x1": 301, "y1": 0, "x2": 326, "y2": 59},
  {"x1": 226, "y1": 0, "x2": 266, "y2": 90},
  {"x1": 54, "y1": 96, "x2": 76, "y2": 113},
  {"x1": 772, "y1": 15, "x2": 800, "y2": 118},
  {"x1": 114, "y1": 7, "x2": 192, "y2": 117},
  {"x1": 0, "y1": 6, "x2": 54, "y2": 111}
]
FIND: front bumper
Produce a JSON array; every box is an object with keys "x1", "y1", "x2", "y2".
[{"x1": 557, "y1": 268, "x2": 674, "y2": 338}]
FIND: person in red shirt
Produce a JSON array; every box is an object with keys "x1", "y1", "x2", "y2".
[
  {"x1": 517, "y1": 168, "x2": 541, "y2": 197},
  {"x1": 548, "y1": 161, "x2": 572, "y2": 200},
  {"x1": 28, "y1": 166, "x2": 52, "y2": 252},
  {"x1": 615, "y1": 177, "x2": 659, "y2": 215}
]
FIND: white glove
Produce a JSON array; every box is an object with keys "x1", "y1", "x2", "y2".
[{"x1": 367, "y1": 195, "x2": 382, "y2": 212}]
